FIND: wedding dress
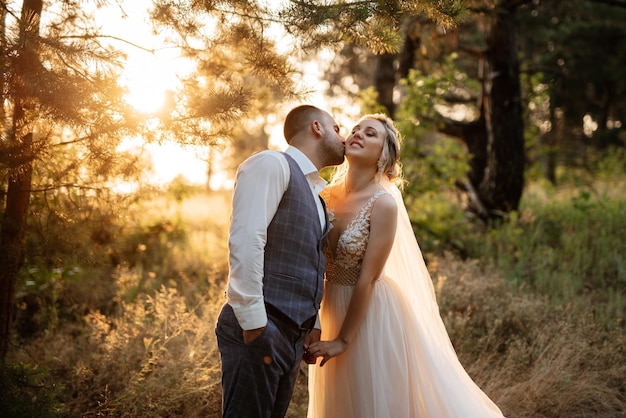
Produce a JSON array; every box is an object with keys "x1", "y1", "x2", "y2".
[{"x1": 307, "y1": 180, "x2": 504, "y2": 418}]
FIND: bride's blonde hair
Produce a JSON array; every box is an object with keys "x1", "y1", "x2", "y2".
[{"x1": 330, "y1": 113, "x2": 404, "y2": 188}]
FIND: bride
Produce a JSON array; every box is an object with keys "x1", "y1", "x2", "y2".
[{"x1": 305, "y1": 114, "x2": 505, "y2": 417}]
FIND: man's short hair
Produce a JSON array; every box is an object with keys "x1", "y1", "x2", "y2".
[{"x1": 283, "y1": 105, "x2": 322, "y2": 144}]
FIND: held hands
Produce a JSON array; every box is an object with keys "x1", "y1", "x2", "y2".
[
  {"x1": 306, "y1": 338, "x2": 347, "y2": 367},
  {"x1": 303, "y1": 328, "x2": 321, "y2": 364}
]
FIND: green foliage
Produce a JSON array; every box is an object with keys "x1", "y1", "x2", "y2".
[
  {"x1": 388, "y1": 58, "x2": 473, "y2": 253},
  {"x1": 113, "y1": 219, "x2": 188, "y2": 295},
  {"x1": 395, "y1": 53, "x2": 477, "y2": 147},
  {"x1": 435, "y1": 254, "x2": 626, "y2": 417},
  {"x1": 593, "y1": 145, "x2": 626, "y2": 178},
  {"x1": 405, "y1": 138, "x2": 470, "y2": 193},
  {"x1": 0, "y1": 363, "x2": 62, "y2": 418},
  {"x1": 518, "y1": 0, "x2": 626, "y2": 149},
  {"x1": 402, "y1": 136, "x2": 471, "y2": 254},
  {"x1": 467, "y1": 186, "x2": 626, "y2": 327},
  {"x1": 5, "y1": 180, "x2": 626, "y2": 417},
  {"x1": 14, "y1": 264, "x2": 118, "y2": 341},
  {"x1": 15, "y1": 267, "x2": 64, "y2": 337},
  {"x1": 25, "y1": 190, "x2": 127, "y2": 268},
  {"x1": 15, "y1": 190, "x2": 230, "y2": 341},
  {"x1": 278, "y1": 0, "x2": 466, "y2": 53},
  {"x1": 408, "y1": 191, "x2": 469, "y2": 255},
  {"x1": 396, "y1": 57, "x2": 460, "y2": 133},
  {"x1": 355, "y1": 86, "x2": 389, "y2": 115},
  {"x1": 520, "y1": 73, "x2": 552, "y2": 182}
]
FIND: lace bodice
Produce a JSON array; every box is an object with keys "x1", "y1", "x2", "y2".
[{"x1": 322, "y1": 190, "x2": 388, "y2": 286}]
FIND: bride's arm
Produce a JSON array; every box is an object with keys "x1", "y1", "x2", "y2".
[{"x1": 308, "y1": 194, "x2": 397, "y2": 366}]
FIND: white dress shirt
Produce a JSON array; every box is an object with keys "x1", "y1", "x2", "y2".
[{"x1": 227, "y1": 146, "x2": 327, "y2": 330}]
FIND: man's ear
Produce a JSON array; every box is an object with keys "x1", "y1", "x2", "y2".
[{"x1": 311, "y1": 120, "x2": 323, "y2": 137}]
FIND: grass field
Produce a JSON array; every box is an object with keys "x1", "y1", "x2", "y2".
[{"x1": 3, "y1": 181, "x2": 625, "y2": 417}]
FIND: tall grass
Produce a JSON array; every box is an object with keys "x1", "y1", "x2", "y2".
[
  {"x1": 8, "y1": 270, "x2": 225, "y2": 417},
  {"x1": 6, "y1": 191, "x2": 232, "y2": 417},
  {"x1": 469, "y1": 184, "x2": 626, "y2": 328},
  {"x1": 4, "y1": 183, "x2": 625, "y2": 417},
  {"x1": 433, "y1": 255, "x2": 625, "y2": 417}
]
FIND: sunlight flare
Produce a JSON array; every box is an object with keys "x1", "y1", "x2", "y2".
[{"x1": 122, "y1": 53, "x2": 171, "y2": 114}]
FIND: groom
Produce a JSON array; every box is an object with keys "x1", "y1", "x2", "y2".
[{"x1": 215, "y1": 105, "x2": 345, "y2": 418}]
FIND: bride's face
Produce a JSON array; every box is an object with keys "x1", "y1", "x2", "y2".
[{"x1": 345, "y1": 118, "x2": 385, "y2": 167}]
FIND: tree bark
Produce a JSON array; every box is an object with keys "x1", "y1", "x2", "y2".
[
  {"x1": 0, "y1": 0, "x2": 42, "y2": 360},
  {"x1": 544, "y1": 104, "x2": 563, "y2": 184},
  {"x1": 477, "y1": 3, "x2": 525, "y2": 217},
  {"x1": 374, "y1": 53, "x2": 397, "y2": 117},
  {"x1": 438, "y1": 2, "x2": 525, "y2": 220}
]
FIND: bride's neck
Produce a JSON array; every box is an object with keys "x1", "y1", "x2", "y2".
[{"x1": 344, "y1": 169, "x2": 376, "y2": 194}]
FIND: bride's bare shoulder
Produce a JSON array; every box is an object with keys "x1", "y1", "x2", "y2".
[{"x1": 371, "y1": 192, "x2": 397, "y2": 217}]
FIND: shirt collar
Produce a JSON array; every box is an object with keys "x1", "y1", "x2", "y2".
[
  {"x1": 285, "y1": 146, "x2": 317, "y2": 176},
  {"x1": 285, "y1": 146, "x2": 327, "y2": 194}
]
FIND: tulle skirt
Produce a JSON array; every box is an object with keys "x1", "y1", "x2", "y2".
[{"x1": 307, "y1": 276, "x2": 504, "y2": 418}]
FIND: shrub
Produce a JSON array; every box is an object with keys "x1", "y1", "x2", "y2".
[
  {"x1": 0, "y1": 363, "x2": 62, "y2": 418},
  {"x1": 433, "y1": 254, "x2": 626, "y2": 418}
]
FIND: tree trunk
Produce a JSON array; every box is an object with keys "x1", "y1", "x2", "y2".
[
  {"x1": 0, "y1": 0, "x2": 42, "y2": 360},
  {"x1": 374, "y1": 53, "x2": 397, "y2": 117},
  {"x1": 0, "y1": 148, "x2": 33, "y2": 358},
  {"x1": 543, "y1": 104, "x2": 563, "y2": 184},
  {"x1": 477, "y1": 3, "x2": 525, "y2": 217}
]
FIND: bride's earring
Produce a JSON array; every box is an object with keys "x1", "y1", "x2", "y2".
[{"x1": 376, "y1": 158, "x2": 384, "y2": 182}]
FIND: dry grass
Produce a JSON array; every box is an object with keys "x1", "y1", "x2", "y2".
[
  {"x1": 21, "y1": 254, "x2": 618, "y2": 418},
  {"x1": 9, "y1": 269, "x2": 224, "y2": 417},
  {"x1": 5, "y1": 188, "x2": 625, "y2": 417},
  {"x1": 433, "y1": 254, "x2": 626, "y2": 418}
]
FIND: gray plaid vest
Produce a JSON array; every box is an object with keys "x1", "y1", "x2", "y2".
[{"x1": 263, "y1": 153, "x2": 328, "y2": 327}]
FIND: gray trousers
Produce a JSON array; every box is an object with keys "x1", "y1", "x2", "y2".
[{"x1": 215, "y1": 303, "x2": 307, "y2": 418}]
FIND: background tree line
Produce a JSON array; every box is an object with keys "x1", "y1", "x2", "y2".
[
  {"x1": 0, "y1": 0, "x2": 464, "y2": 358},
  {"x1": 315, "y1": 0, "x2": 626, "y2": 217},
  {"x1": 2, "y1": 0, "x2": 625, "y2": 353},
  {"x1": 0, "y1": 0, "x2": 624, "y2": 395}
]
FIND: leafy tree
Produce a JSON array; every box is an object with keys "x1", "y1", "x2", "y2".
[
  {"x1": 0, "y1": 0, "x2": 456, "y2": 360},
  {"x1": 305, "y1": 0, "x2": 623, "y2": 219},
  {"x1": 144, "y1": 0, "x2": 467, "y2": 185},
  {"x1": 518, "y1": 0, "x2": 626, "y2": 181},
  {"x1": 278, "y1": 0, "x2": 529, "y2": 220},
  {"x1": 147, "y1": 0, "x2": 301, "y2": 182},
  {"x1": 0, "y1": 0, "x2": 307, "y2": 357},
  {"x1": 0, "y1": 0, "x2": 141, "y2": 358}
]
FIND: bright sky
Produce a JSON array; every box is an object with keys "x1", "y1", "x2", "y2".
[
  {"x1": 97, "y1": 1, "x2": 359, "y2": 189},
  {"x1": 94, "y1": 1, "x2": 221, "y2": 188}
]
